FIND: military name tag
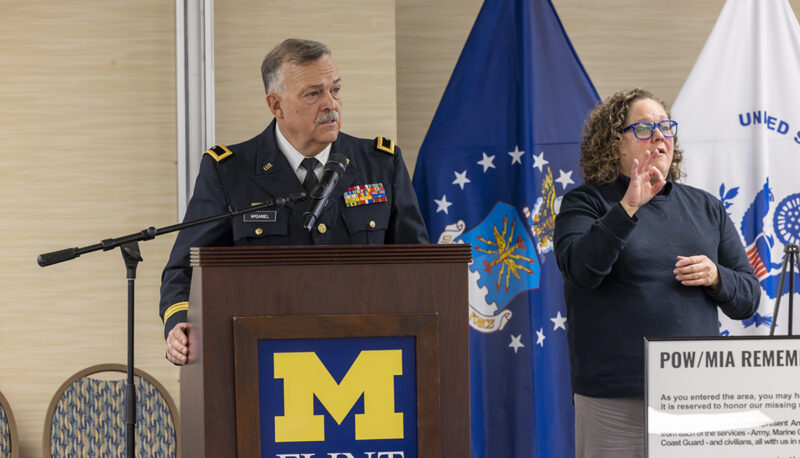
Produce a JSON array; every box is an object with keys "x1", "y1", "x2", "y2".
[{"x1": 244, "y1": 211, "x2": 277, "y2": 223}]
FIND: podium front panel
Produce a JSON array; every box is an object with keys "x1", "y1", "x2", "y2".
[
  {"x1": 234, "y1": 314, "x2": 439, "y2": 457},
  {"x1": 181, "y1": 244, "x2": 471, "y2": 457}
]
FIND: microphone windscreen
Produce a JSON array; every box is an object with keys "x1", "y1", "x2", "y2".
[{"x1": 326, "y1": 153, "x2": 348, "y2": 173}]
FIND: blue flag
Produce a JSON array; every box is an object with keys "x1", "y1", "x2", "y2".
[{"x1": 412, "y1": 1, "x2": 598, "y2": 456}]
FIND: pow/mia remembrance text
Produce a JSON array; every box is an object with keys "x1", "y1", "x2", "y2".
[
  {"x1": 657, "y1": 393, "x2": 800, "y2": 450},
  {"x1": 659, "y1": 349, "x2": 799, "y2": 369},
  {"x1": 658, "y1": 422, "x2": 800, "y2": 449},
  {"x1": 658, "y1": 391, "x2": 800, "y2": 412}
]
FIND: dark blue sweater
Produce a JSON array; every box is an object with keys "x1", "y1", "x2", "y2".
[{"x1": 554, "y1": 176, "x2": 759, "y2": 398}]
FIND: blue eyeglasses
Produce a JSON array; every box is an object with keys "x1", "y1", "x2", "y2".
[{"x1": 623, "y1": 120, "x2": 678, "y2": 140}]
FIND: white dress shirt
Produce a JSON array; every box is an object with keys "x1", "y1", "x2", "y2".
[{"x1": 275, "y1": 123, "x2": 331, "y2": 184}]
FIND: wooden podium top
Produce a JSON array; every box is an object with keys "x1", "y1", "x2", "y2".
[{"x1": 190, "y1": 243, "x2": 472, "y2": 266}]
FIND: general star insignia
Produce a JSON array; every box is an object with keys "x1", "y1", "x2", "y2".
[{"x1": 475, "y1": 215, "x2": 535, "y2": 292}]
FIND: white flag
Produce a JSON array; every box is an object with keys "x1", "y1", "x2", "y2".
[{"x1": 672, "y1": 0, "x2": 800, "y2": 336}]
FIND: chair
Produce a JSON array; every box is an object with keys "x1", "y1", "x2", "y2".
[
  {"x1": 43, "y1": 364, "x2": 180, "y2": 457},
  {"x1": 0, "y1": 389, "x2": 19, "y2": 458}
]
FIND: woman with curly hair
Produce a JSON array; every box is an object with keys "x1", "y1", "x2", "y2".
[{"x1": 554, "y1": 88, "x2": 759, "y2": 457}]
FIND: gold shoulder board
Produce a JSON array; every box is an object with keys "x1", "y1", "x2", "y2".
[
  {"x1": 204, "y1": 144, "x2": 234, "y2": 162},
  {"x1": 374, "y1": 137, "x2": 395, "y2": 155}
]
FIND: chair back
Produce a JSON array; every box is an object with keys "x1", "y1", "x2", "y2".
[
  {"x1": 0, "y1": 389, "x2": 19, "y2": 458},
  {"x1": 43, "y1": 364, "x2": 179, "y2": 457}
]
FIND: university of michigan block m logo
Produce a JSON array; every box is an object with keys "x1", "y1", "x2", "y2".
[{"x1": 274, "y1": 350, "x2": 404, "y2": 442}]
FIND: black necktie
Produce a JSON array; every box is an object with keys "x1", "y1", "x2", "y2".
[{"x1": 300, "y1": 157, "x2": 320, "y2": 193}]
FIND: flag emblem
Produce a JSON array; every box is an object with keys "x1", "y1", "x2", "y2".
[
  {"x1": 475, "y1": 214, "x2": 536, "y2": 293},
  {"x1": 525, "y1": 167, "x2": 560, "y2": 257},
  {"x1": 438, "y1": 201, "x2": 542, "y2": 334},
  {"x1": 721, "y1": 178, "x2": 800, "y2": 303},
  {"x1": 774, "y1": 193, "x2": 800, "y2": 246}
]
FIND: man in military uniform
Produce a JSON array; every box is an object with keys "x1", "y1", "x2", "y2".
[{"x1": 161, "y1": 38, "x2": 429, "y2": 365}]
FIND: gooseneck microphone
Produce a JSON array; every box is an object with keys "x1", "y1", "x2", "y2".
[{"x1": 303, "y1": 153, "x2": 348, "y2": 231}]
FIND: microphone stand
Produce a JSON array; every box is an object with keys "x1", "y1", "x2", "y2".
[
  {"x1": 37, "y1": 192, "x2": 308, "y2": 457},
  {"x1": 769, "y1": 244, "x2": 798, "y2": 336}
]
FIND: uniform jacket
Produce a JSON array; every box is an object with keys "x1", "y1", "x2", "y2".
[{"x1": 159, "y1": 120, "x2": 429, "y2": 337}]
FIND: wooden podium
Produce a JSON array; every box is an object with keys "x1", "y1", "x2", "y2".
[{"x1": 180, "y1": 244, "x2": 471, "y2": 457}]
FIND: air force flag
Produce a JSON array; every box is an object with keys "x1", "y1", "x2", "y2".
[
  {"x1": 412, "y1": 0, "x2": 598, "y2": 456},
  {"x1": 672, "y1": 0, "x2": 800, "y2": 335}
]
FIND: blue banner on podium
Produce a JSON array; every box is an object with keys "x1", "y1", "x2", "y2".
[{"x1": 258, "y1": 336, "x2": 418, "y2": 457}]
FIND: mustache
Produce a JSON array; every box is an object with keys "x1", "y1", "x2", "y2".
[{"x1": 315, "y1": 111, "x2": 340, "y2": 126}]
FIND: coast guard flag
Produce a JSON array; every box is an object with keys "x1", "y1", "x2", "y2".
[
  {"x1": 412, "y1": 0, "x2": 597, "y2": 456},
  {"x1": 672, "y1": 0, "x2": 800, "y2": 336}
]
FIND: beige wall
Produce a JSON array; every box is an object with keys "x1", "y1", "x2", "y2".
[
  {"x1": 0, "y1": 2, "x2": 177, "y2": 456},
  {"x1": 1, "y1": 1, "x2": 798, "y2": 456},
  {"x1": 214, "y1": 0, "x2": 398, "y2": 147},
  {"x1": 396, "y1": 0, "x2": 485, "y2": 175},
  {"x1": 555, "y1": 0, "x2": 728, "y2": 105}
]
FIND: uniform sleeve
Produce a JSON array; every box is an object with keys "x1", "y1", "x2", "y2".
[
  {"x1": 553, "y1": 187, "x2": 637, "y2": 290},
  {"x1": 385, "y1": 146, "x2": 430, "y2": 244},
  {"x1": 704, "y1": 202, "x2": 760, "y2": 319},
  {"x1": 159, "y1": 155, "x2": 233, "y2": 339}
]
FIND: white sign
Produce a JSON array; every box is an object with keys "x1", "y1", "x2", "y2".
[{"x1": 646, "y1": 337, "x2": 800, "y2": 458}]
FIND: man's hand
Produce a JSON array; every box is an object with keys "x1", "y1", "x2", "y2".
[
  {"x1": 166, "y1": 322, "x2": 190, "y2": 365},
  {"x1": 674, "y1": 255, "x2": 721, "y2": 292},
  {"x1": 620, "y1": 150, "x2": 666, "y2": 217}
]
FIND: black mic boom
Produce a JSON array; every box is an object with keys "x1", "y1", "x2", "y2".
[{"x1": 303, "y1": 153, "x2": 348, "y2": 231}]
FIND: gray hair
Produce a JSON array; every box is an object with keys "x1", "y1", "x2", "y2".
[{"x1": 261, "y1": 38, "x2": 331, "y2": 94}]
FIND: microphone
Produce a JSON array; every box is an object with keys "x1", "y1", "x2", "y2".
[{"x1": 303, "y1": 153, "x2": 348, "y2": 231}]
